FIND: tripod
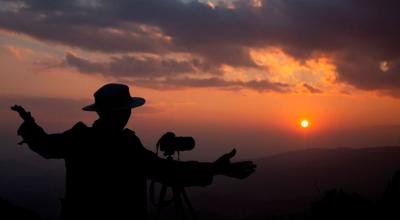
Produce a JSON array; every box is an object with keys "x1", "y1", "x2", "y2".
[{"x1": 150, "y1": 156, "x2": 197, "y2": 220}]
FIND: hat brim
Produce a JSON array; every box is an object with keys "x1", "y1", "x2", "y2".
[{"x1": 82, "y1": 97, "x2": 145, "y2": 111}]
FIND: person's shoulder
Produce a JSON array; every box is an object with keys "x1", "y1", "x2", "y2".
[
  {"x1": 123, "y1": 128, "x2": 143, "y2": 144},
  {"x1": 67, "y1": 121, "x2": 89, "y2": 134},
  {"x1": 72, "y1": 121, "x2": 89, "y2": 129},
  {"x1": 58, "y1": 121, "x2": 89, "y2": 138},
  {"x1": 123, "y1": 128, "x2": 137, "y2": 137}
]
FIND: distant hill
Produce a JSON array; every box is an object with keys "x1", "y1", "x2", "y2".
[
  {"x1": 2, "y1": 146, "x2": 400, "y2": 220},
  {"x1": 189, "y1": 146, "x2": 400, "y2": 219},
  {"x1": 0, "y1": 159, "x2": 64, "y2": 220}
]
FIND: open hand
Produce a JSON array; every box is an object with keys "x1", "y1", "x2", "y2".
[
  {"x1": 213, "y1": 149, "x2": 256, "y2": 179},
  {"x1": 11, "y1": 105, "x2": 35, "y2": 145},
  {"x1": 11, "y1": 105, "x2": 34, "y2": 122}
]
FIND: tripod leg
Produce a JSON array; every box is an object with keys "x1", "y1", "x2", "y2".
[
  {"x1": 172, "y1": 188, "x2": 188, "y2": 220},
  {"x1": 182, "y1": 189, "x2": 198, "y2": 220},
  {"x1": 155, "y1": 184, "x2": 168, "y2": 220}
]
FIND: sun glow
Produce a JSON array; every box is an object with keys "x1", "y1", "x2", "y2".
[{"x1": 300, "y1": 120, "x2": 309, "y2": 128}]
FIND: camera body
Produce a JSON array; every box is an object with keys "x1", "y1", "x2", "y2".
[{"x1": 157, "y1": 132, "x2": 195, "y2": 157}]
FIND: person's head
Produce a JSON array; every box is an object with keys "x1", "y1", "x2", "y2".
[
  {"x1": 82, "y1": 83, "x2": 145, "y2": 130},
  {"x1": 95, "y1": 108, "x2": 132, "y2": 131}
]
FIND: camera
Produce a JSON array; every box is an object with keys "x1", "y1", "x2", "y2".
[{"x1": 156, "y1": 132, "x2": 195, "y2": 157}]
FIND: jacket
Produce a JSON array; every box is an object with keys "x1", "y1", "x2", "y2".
[{"x1": 18, "y1": 119, "x2": 215, "y2": 219}]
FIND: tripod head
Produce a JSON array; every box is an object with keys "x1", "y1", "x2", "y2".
[{"x1": 156, "y1": 132, "x2": 195, "y2": 158}]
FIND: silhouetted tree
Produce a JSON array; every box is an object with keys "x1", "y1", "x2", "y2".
[
  {"x1": 380, "y1": 170, "x2": 400, "y2": 219},
  {"x1": 310, "y1": 189, "x2": 374, "y2": 220}
]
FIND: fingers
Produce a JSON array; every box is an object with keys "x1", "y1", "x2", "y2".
[
  {"x1": 10, "y1": 105, "x2": 33, "y2": 122},
  {"x1": 11, "y1": 105, "x2": 26, "y2": 116},
  {"x1": 231, "y1": 161, "x2": 257, "y2": 179},
  {"x1": 11, "y1": 105, "x2": 25, "y2": 112},
  {"x1": 218, "y1": 148, "x2": 236, "y2": 162},
  {"x1": 11, "y1": 105, "x2": 22, "y2": 112},
  {"x1": 216, "y1": 148, "x2": 237, "y2": 163},
  {"x1": 225, "y1": 148, "x2": 236, "y2": 159},
  {"x1": 233, "y1": 161, "x2": 256, "y2": 170}
]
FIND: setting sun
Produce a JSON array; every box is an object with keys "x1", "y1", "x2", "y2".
[{"x1": 300, "y1": 120, "x2": 310, "y2": 128}]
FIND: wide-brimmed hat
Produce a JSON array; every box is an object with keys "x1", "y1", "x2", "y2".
[{"x1": 82, "y1": 83, "x2": 145, "y2": 111}]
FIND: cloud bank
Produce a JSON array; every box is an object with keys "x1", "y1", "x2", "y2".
[{"x1": 1, "y1": 0, "x2": 399, "y2": 94}]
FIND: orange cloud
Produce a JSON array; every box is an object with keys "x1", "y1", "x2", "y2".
[{"x1": 249, "y1": 47, "x2": 350, "y2": 94}]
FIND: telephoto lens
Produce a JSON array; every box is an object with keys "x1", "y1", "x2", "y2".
[
  {"x1": 175, "y1": 137, "x2": 195, "y2": 151},
  {"x1": 157, "y1": 132, "x2": 196, "y2": 156}
]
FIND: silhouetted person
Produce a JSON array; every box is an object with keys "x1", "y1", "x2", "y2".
[
  {"x1": 380, "y1": 170, "x2": 400, "y2": 219},
  {"x1": 11, "y1": 83, "x2": 256, "y2": 220},
  {"x1": 0, "y1": 196, "x2": 43, "y2": 220}
]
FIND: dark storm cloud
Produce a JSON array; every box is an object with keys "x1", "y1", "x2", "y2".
[
  {"x1": 335, "y1": 53, "x2": 400, "y2": 90},
  {"x1": 0, "y1": 12, "x2": 171, "y2": 53},
  {"x1": 65, "y1": 53, "x2": 198, "y2": 77},
  {"x1": 1, "y1": 0, "x2": 400, "y2": 92},
  {"x1": 131, "y1": 77, "x2": 289, "y2": 92}
]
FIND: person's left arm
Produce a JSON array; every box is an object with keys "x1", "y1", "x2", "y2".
[
  {"x1": 129, "y1": 131, "x2": 256, "y2": 187},
  {"x1": 140, "y1": 147, "x2": 216, "y2": 187}
]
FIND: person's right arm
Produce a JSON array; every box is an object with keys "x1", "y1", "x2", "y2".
[
  {"x1": 17, "y1": 121, "x2": 70, "y2": 159},
  {"x1": 11, "y1": 105, "x2": 85, "y2": 159}
]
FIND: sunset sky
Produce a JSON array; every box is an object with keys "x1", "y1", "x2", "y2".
[{"x1": 1, "y1": 0, "x2": 400, "y2": 160}]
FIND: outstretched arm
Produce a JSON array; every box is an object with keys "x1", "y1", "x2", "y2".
[
  {"x1": 139, "y1": 144, "x2": 256, "y2": 187},
  {"x1": 212, "y1": 149, "x2": 256, "y2": 179},
  {"x1": 140, "y1": 147, "x2": 215, "y2": 187},
  {"x1": 11, "y1": 105, "x2": 78, "y2": 159}
]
